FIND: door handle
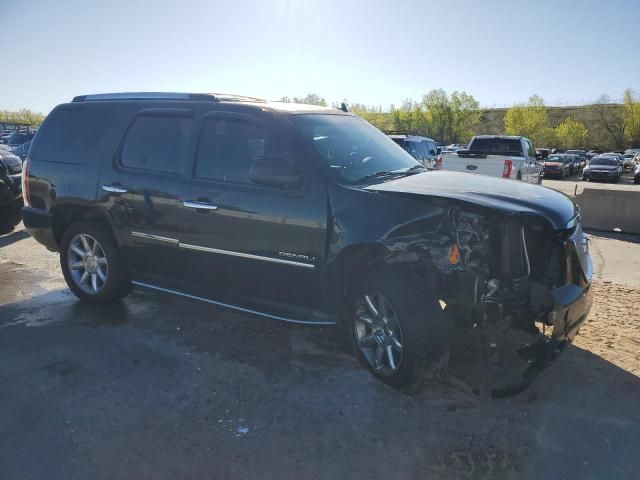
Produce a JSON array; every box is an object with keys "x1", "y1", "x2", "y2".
[
  {"x1": 102, "y1": 185, "x2": 128, "y2": 194},
  {"x1": 183, "y1": 200, "x2": 219, "y2": 211}
]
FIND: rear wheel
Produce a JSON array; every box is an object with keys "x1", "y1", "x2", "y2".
[
  {"x1": 60, "y1": 222, "x2": 131, "y2": 303},
  {"x1": 349, "y1": 271, "x2": 449, "y2": 393}
]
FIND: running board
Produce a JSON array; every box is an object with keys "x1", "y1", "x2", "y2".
[{"x1": 131, "y1": 281, "x2": 336, "y2": 326}]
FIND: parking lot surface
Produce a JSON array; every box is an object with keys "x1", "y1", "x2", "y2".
[
  {"x1": 1, "y1": 225, "x2": 639, "y2": 480},
  {"x1": 542, "y1": 169, "x2": 638, "y2": 194}
]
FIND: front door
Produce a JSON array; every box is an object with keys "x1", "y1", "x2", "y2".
[
  {"x1": 100, "y1": 109, "x2": 194, "y2": 287},
  {"x1": 177, "y1": 112, "x2": 328, "y2": 322}
]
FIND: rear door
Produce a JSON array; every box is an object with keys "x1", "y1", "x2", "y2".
[
  {"x1": 100, "y1": 108, "x2": 194, "y2": 288},
  {"x1": 177, "y1": 111, "x2": 329, "y2": 320}
]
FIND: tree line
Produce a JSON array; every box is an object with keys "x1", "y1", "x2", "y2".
[
  {"x1": 285, "y1": 89, "x2": 640, "y2": 150},
  {"x1": 1, "y1": 109, "x2": 46, "y2": 127}
]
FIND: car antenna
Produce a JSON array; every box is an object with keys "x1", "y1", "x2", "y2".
[{"x1": 340, "y1": 102, "x2": 349, "y2": 112}]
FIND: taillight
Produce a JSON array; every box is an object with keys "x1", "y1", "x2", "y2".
[
  {"x1": 435, "y1": 155, "x2": 443, "y2": 170},
  {"x1": 21, "y1": 157, "x2": 31, "y2": 207},
  {"x1": 502, "y1": 159, "x2": 513, "y2": 178}
]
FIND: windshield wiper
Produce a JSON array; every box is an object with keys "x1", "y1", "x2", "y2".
[{"x1": 357, "y1": 164, "x2": 425, "y2": 182}]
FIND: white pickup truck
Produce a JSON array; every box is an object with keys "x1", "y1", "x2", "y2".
[{"x1": 437, "y1": 135, "x2": 542, "y2": 184}]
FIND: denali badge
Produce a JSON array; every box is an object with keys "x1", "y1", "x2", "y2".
[{"x1": 278, "y1": 251, "x2": 316, "y2": 263}]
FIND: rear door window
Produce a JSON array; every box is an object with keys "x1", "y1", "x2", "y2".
[
  {"x1": 30, "y1": 108, "x2": 103, "y2": 165},
  {"x1": 120, "y1": 115, "x2": 193, "y2": 174},
  {"x1": 193, "y1": 116, "x2": 276, "y2": 185}
]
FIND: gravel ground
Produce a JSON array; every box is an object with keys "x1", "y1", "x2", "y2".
[{"x1": 1, "y1": 224, "x2": 639, "y2": 480}]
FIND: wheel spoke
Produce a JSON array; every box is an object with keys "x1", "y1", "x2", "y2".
[
  {"x1": 70, "y1": 261, "x2": 84, "y2": 270},
  {"x1": 96, "y1": 256, "x2": 107, "y2": 266},
  {"x1": 391, "y1": 335, "x2": 403, "y2": 350},
  {"x1": 386, "y1": 346, "x2": 396, "y2": 370},
  {"x1": 357, "y1": 313, "x2": 373, "y2": 326},
  {"x1": 91, "y1": 273, "x2": 98, "y2": 291},
  {"x1": 377, "y1": 294, "x2": 388, "y2": 320},
  {"x1": 96, "y1": 266, "x2": 106, "y2": 282},
  {"x1": 71, "y1": 245, "x2": 86, "y2": 258},
  {"x1": 79, "y1": 271, "x2": 89, "y2": 285},
  {"x1": 92, "y1": 239, "x2": 101, "y2": 254},
  {"x1": 365, "y1": 295, "x2": 379, "y2": 318},
  {"x1": 80, "y1": 235, "x2": 91, "y2": 253}
]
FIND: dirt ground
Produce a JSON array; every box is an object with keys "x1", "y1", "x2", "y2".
[{"x1": 1, "y1": 225, "x2": 639, "y2": 480}]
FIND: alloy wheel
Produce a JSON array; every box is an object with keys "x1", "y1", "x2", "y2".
[
  {"x1": 354, "y1": 293, "x2": 404, "y2": 376},
  {"x1": 67, "y1": 233, "x2": 108, "y2": 294}
]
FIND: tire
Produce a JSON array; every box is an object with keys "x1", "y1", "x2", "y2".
[
  {"x1": 537, "y1": 172, "x2": 543, "y2": 184},
  {"x1": 349, "y1": 270, "x2": 449, "y2": 393},
  {"x1": 634, "y1": 176, "x2": 639, "y2": 185},
  {"x1": 516, "y1": 172, "x2": 522, "y2": 181},
  {"x1": 60, "y1": 221, "x2": 131, "y2": 303}
]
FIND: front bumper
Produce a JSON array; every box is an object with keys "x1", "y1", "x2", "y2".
[{"x1": 492, "y1": 227, "x2": 593, "y2": 397}]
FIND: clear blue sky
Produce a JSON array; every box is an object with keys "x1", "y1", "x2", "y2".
[{"x1": 2, "y1": 0, "x2": 639, "y2": 114}]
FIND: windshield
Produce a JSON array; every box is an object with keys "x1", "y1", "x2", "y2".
[
  {"x1": 291, "y1": 114, "x2": 420, "y2": 183},
  {"x1": 547, "y1": 155, "x2": 565, "y2": 162},
  {"x1": 589, "y1": 158, "x2": 618, "y2": 166}
]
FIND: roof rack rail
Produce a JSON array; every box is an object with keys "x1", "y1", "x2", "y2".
[{"x1": 71, "y1": 92, "x2": 267, "y2": 103}]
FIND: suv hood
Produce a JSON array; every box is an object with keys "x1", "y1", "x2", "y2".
[{"x1": 364, "y1": 171, "x2": 577, "y2": 230}]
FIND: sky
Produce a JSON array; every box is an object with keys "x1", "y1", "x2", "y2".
[{"x1": 1, "y1": 0, "x2": 639, "y2": 114}]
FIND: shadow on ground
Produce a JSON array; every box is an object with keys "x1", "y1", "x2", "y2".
[{"x1": 0, "y1": 267, "x2": 639, "y2": 480}]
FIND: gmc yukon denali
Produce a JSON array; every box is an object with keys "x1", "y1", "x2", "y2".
[{"x1": 22, "y1": 93, "x2": 593, "y2": 395}]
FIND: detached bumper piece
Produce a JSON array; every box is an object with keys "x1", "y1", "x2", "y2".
[{"x1": 491, "y1": 281, "x2": 593, "y2": 398}]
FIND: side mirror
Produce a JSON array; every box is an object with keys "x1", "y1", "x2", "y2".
[
  {"x1": 249, "y1": 158, "x2": 303, "y2": 188},
  {"x1": 536, "y1": 152, "x2": 543, "y2": 160},
  {"x1": 436, "y1": 148, "x2": 441, "y2": 155}
]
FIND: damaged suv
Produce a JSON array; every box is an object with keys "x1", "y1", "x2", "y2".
[{"x1": 22, "y1": 93, "x2": 592, "y2": 395}]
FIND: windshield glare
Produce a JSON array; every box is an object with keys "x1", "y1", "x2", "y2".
[{"x1": 291, "y1": 114, "x2": 420, "y2": 183}]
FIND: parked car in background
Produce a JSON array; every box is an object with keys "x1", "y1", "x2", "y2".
[
  {"x1": 634, "y1": 163, "x2": 640, "y2": 185},
  {"x1": 582, "y1": 156, "x2": 622, "y2": 182},
  {"x1": 21, "y1": 92, "x2": 592, "y2": 394},
  {"x1": 586, "y1": 150, "x2": 601, "y2": 159},
  {"x1": 0, "y1": 148, "x2": 23, "y2": 231},
  {"x1": 622, "y1": 153, "x2": 636, "y2": 170},
  {"x1": 439, "y1": 135, "x2": 542, "y2": 183},
  {"x1": 601, "y1": 152, "x2": 624, "y2": 167},
  {"x1": 543, "y1": 154, "x2": 571, "y2": 179},
  {"x1": 388, "y1": 133, "x2": 439, "y2": 168},
  {"x1": 563, "y1": 154, "x2": 582, "y2": 175},
  {"x1": 11, "y1": 140, "x2": 31, "y2": 161},
  {"x1": 536, "y1": 148, "x2": 551, "y2": 160},
  {"x1": 7, "y1": 131, "x2": 36, "y2": 148},
  {"x1": 564, "y1": 149, "x2": 587, "y2": 169},
  {"x1": 0, "y1": 131, "x2": 13, "y2": 144}
]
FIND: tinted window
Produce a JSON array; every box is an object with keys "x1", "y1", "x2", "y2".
[
  {"x1": 30, "y1": 108, "x2": 102, "y2": 164},
  {"x1": 405, "y1": 140, "x2": 425, "y2": 158},
  {"x1": 426, "y1": 141, "x2": 437, "y2": 155},
  {"x1": 121, "y1": 115, "x2": 192, "y2": 174},
  {"x1": 590, "y1": 158, "x2": 618, "y2": 166},
  {"x1": 194, "y1": 117, "x2": 274, "y2": 184},
  {"x1": 469, "y1": 138, "x2": 523, "y2": 155}
]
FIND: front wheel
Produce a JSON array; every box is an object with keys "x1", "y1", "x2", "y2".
[
  {"x1": 60, "y1": 222, "x2": 131, "y2": 303},
  {"x1": 349, "y1": 271, "x2": 449, "y2": 393}
]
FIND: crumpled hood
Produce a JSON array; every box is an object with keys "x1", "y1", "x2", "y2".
[{"x1": 364, "y1": 171, "x2": 578, "y2": 230}]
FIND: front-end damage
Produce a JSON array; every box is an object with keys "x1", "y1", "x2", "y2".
[{"x1": 381, "y1": 205, "x2": 593, "y2": 397}]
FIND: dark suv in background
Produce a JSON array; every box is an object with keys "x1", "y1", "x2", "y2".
[
  {"x1": 387, "y1": 133, "x2": 439, "y2": 169},
  {"x1": 22, "y1": 92, "x2": 592, "y2": 395}
]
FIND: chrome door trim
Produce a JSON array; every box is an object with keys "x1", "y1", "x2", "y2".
[
  {"x1": 179, "y1": 243, "x2": 315, "y2": 269},
  {"x1": 102, "y1": 185, "x2": 128, "y2": 193},
  {"x1": 131, "y1": 231, "x2": 179, "y2": 245},
  {"x1": 183, "y1": 200, "x2": 219, "y2": 211},
  {"x1": 131, "y1": 281, "x2": 335, "y2": 326}
]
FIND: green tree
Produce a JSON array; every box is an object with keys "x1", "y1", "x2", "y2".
[
  {"x1": 293, "y1": 93, "x2": 327, "y2": 107},
  {"x1": 623, "y1": 89, "x2": 640, "y2": 147},
  {"x1": 555, "y1": 117, "x2": 589, "y2": 148},
  {"x1": 449, "y1": 91, "x2": 481, "y2": 143},
  {"x1": 503, "y1": 95, "x2": 554, "y2": 146},
  {"x1": 0, "y1": 108, "x2": 45, "y2": 126},
  {"x1": 593, "y1": 95, "x2": 626, "y2": 149}
]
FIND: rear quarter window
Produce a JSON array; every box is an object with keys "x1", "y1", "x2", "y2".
[{"x1": 29, "y1": 107, "x2": 104, "y2": 165}]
